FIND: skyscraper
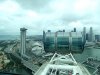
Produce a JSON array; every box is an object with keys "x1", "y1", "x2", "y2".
[
  {"x1": 83, "y1": 27, "x2": 86, "y2": 43},
  {"x1": 86, "y1": 33, "x2": 89, "y2": 41},
  {"x1": 74, "y1": 28, "x2": 76, "y2": 32},
  {"x1": 89, "y1": 27, "x2": 93, "y2": 42},
  {"x1": 20, "y1": 28, "x2": 27, "y2": 55}
]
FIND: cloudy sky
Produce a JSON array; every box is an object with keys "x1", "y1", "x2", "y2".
[{"x1": 0, "y1": 0, "x2": 100, "y2": 35}]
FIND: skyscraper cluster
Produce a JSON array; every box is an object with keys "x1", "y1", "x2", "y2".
[
  {"x1": 84, "y1": 27, "x2": 95, "y2": 42},
  {"x1": 85, "y1": 27, "x2": 100, "y2": 42}
]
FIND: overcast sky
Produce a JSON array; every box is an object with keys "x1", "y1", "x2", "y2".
[{"x1": 0, "y1": 0, "x2": 100, "y2": 35}]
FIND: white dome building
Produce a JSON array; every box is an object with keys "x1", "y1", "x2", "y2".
[{"x1": 31, "y1": 41, "x2": 45, "y2": 56}]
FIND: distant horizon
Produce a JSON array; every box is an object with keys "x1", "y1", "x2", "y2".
[{"x1": 0, "y1": 27, "x2": 100, "y2": 35}]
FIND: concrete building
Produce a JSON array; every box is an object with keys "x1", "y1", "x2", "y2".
[{"x1": 20, "y1": 28, "x2": 27, "y2": 55}]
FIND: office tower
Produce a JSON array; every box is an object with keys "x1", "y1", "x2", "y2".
[
  {"x1": 89, "y1": 27, "x2": 93, "y2": 42},
  {"x1": 83, "y1": 27, "x2": 86, "y2": 43},
  {"x1": 86, "y1": 33, "x2": 89, "y2": 41},
  {"x1": 74, "y1": 28, "x2": 76, "y2": 32}
]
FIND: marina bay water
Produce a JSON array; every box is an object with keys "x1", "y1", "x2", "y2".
[{"x1": 74, "y1": 48, "x2": 100, "y2": 63}]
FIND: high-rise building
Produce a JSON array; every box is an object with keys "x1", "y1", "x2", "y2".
[
  {"x1": 63, "y1": 30, "x2": 65, "y2": 32},
  {"x1": 86, "y1": 33, "x2": 89, "y2": 41},
  {"x1": 89, "y1": 27, "x2": 93, "y2": 42},
  {"x1": 20, "y1": 28, "x2": 27, "y2": 55},
  {"x1": 74, "y1": 28, "x2": 76, "y2": 32},
  {"x1": 83, "y1": 27, "x2": 86, "y2": 43},
  {"x1": 95, "y1": 35, "x2": 100, "y2": 42}
]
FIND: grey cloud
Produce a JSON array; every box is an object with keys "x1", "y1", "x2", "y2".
[
  {"x1": 14, "y1": 0, "x2": 51, "y2": 11},
  {"x1": 0, "y1": 0, "x2": 100, "y2": 35}
]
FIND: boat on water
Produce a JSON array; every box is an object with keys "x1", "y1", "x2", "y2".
[{"x1": 35, "y1": 53, "x2": 91, "y2": 75}]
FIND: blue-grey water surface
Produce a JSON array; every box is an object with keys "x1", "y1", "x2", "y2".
[{"x1": 74, "y1": 48, "x2": 100, "y2": 63}]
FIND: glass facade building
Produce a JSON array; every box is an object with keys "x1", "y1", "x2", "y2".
[{"x1": 43, "y1": 31, "x2": 84, "y2": 53}]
